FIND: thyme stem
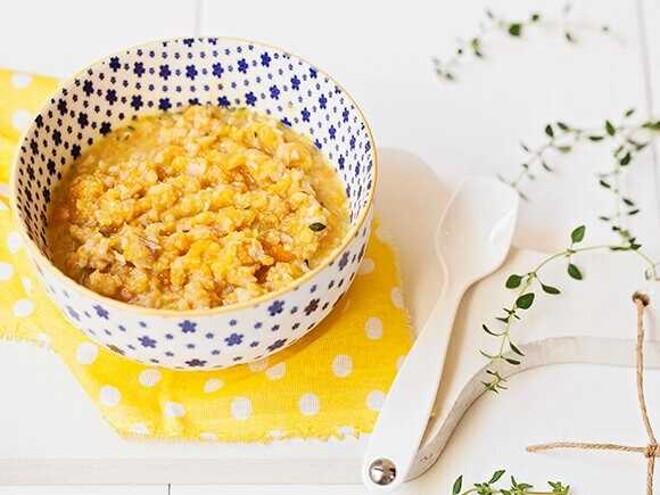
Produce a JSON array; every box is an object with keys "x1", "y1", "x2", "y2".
[{"x1": 433, "y1": 3, "x2": 611, "y2": 82}]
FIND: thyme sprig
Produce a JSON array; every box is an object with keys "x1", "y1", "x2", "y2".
[
  {"x1": 479, "y1": 225, "x2": 653, "y2": 392},
  {"x1": 499, "y1": 109, "x2": 660, "y2": 275},
  {"x1": 433, "y1": 3, "x2": 610, "y2": 81},
  {"x1": 481, "y1": 111, "x2": 660, "y2": 393},
  {"x1": 451, "y1": 470, "x2": 570, "y2": 495}
]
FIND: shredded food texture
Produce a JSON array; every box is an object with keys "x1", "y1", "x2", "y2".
[{"x1": 48, "y1": 106, "x2": 349, "y2": 310}]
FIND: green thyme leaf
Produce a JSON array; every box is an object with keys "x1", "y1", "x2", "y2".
[
  {"x1": 620, "y1": 152, "x2": 631, "y2": 166},
  {"x1": 516, "y1": 293, "x2": 535, "y2": 309},
  {"x1": 570, "y1": 225, "x2": 586, "y2": 243},
  {"x1": 589, "y1": 135, "x2": 604, "y2": 141},
  {"x1": 505, "y1": 274, "x2": 523, "y2": 288},
  {"x1": 542, "y1": 283, "x2": 561, "y2": 295},
  {"x1": 605, "y1": 120, "x2": 616, "y2": 136},
  {"x1": 568, "y1": 263, "x2": 583, "y2": 280},
  {"x1": 482, "y1": 324, "x2": 498, "y2": 336},
  {"x1": 642, "y1": 120, "x2": 660, "y2": 130},
  {"x1": 309, "y1": 222, "x2": 327, "y2": 232},
  {"x1": 549, "y1": 480, "x2": 570, "y2": 495},
  {"x1": 544, "y1": 124, "x2": 554, "y2": 138},
  {"x1": 505, "y1": 357, "x2": 521, "y2": 365},
  {"x1": 508, "y1": 23, "x2": 523, "y2": 36},
  {"x1": 510, "y1": 342, "x2": 525, "y2": 356},
  {"x1": 489, "y1": 469, "x2": 506, "y2": 484},
  {"x1": 452, "y1": 475, "x2": 463, "y2": 495},
  {"x1": 480, "y1": 350, "x2": 498, "y2": 359}
]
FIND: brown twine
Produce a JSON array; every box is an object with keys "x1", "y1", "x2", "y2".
[{"x1": 527, "y1": 292, "x2": 657, "y2": 495}]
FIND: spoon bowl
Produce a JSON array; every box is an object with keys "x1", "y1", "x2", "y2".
[{"x1": 436, "y1": 177, "x2": 520, "y2": 287}]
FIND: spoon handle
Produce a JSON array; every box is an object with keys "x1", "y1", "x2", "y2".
[{"x1": 362, "y1": 284, "x2": 463, "y2": 491}]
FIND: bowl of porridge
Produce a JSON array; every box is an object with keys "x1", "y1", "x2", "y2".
[{"x1": 11, "y1": 37, "x2": 376, "y2": 370}]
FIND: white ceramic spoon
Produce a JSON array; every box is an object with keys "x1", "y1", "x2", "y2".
[{"x1": 362, "y1": 176, "x2": 519, "y2": 491}]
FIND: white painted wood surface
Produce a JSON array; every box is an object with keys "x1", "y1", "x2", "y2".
[{"x1": 0, "y1": 0, "x2": 659, "y2": 493}]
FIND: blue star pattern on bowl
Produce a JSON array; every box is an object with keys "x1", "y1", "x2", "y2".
[{"x1": 13, "y1": 37, "x2": 376, "y2": 370}]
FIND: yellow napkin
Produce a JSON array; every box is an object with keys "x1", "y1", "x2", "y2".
[{"x1": 0, "y1": 69, "x2": 412, "y2": 442}]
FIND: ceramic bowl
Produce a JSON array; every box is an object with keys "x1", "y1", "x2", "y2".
[{"x1": 11, "y1": 37, "x2": 376, "y2": 370}]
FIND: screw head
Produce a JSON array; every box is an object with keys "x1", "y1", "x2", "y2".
[{"x1": 368, "y1": 458, "x2": 397, "y2": 486}]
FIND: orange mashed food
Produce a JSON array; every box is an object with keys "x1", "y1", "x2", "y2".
[{"x1": 48, "y1": 106, "x2": 349, "y2": 310}]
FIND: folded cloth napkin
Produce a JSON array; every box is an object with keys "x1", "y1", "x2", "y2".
[{"x1": 0, "y1": 69, "x2": 412, "y2": 442}]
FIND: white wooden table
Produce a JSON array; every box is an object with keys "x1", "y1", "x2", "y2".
[{"x1": 1, "y1": 0, "x2": 659, "y2": 493}]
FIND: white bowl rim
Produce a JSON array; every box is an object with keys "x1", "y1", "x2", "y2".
[{"x1": 10, "y1": 35, "x2": 378, "y2": 317}]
